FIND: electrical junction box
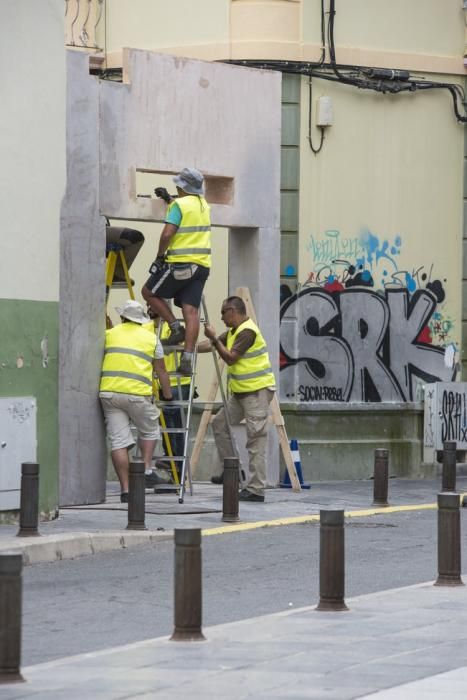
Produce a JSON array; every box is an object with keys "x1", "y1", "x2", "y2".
[
  {"x1": 316, "y1": 96, "x2": 333, "y2": 126},
  {"x1": 0, "y1": 397, "x2": 37, "y2": 511}
]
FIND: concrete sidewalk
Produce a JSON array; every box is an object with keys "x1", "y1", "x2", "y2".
[
  {"x1": 2, "y1": 580, "x2": 465, "y2": 699},
  {"x1": 0, "y1": 477, "x2": 466, "y2": 564}
]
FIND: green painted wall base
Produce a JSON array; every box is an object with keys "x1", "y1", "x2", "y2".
[
  {"x1": 0, "y1": 299, "x2": 59, "y2": 515},
  {"x1": 281, "y1": 402, "x2": 433, "y2": 481}
]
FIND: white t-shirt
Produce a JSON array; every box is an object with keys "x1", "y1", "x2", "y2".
[{"x1": 154, "y1": 337, "x2": 164, "y2": 360}]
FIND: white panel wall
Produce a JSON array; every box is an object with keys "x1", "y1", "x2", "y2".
[{"x1": 0, "y1": 0, "x2": 65, "y2": 302}]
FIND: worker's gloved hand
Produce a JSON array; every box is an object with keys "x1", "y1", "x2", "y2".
[
  {"x1": 160, "y1": 395, "x2": 173, "y2": 401},
  {"x1": 149, "y1": 256, "x2": 167, "y2": 275},
  {"x1": 154, "y1": 187, "x2": 172, "y2": 203}
]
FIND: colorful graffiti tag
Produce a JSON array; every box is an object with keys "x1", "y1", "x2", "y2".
[{"x1": 280, "y1": 230, "x2": 457, "y2": 402}]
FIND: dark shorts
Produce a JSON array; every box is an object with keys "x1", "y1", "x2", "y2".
[{"x1": 145, "y1": 262, "x2": 210, "y2": 308}]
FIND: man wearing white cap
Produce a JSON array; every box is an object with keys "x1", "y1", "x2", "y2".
[
  {"x1": 99, "y1": 300, "x2": 173, "y2": 503},
  {"x1": 142, "y1": 167, "x2": 211, "y2": 376}
]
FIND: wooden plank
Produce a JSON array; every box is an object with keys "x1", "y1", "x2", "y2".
[
  {"x1": 190, "y1": 361, "x2": 224, "y2": 477},
  {"x1": 235, "y1": 287, "x2": 302, "y2": 492}
]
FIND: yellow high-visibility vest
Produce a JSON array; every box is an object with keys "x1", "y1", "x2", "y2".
[
  {"x1": 166, "y1": 195, "x2": 211, "y2": 268},
  {"x1": 142, "y1": 321, "x2": 191, "y2": 388},
  {"x1": 227, "y1": 319, "x2": 275, "y2": 393},
  {"x1": 100, "y1": 323, "x2": 155, "y2": 396}
]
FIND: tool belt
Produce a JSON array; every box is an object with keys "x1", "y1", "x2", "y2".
[{"x1": 170, "y1": 263, "x2": 198, "y2": 281}]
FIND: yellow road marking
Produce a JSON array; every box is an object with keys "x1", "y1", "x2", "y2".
[{"x1": 202, "y1": 493, "x2": 467, "y2": 537}]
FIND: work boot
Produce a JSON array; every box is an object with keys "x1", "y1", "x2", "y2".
[
  {"x1": 239, "y1": 489, "x2": 264, "y2": 503},
  {"x1": 155, "y1": 458, "x2": 174, "y2": 470},
  {"x1": 178, "y1": 353, "x2": 193, "y2": 376},
  {"x1": 161, "y1": 324, "x2": 185, "y2": 347},
  {"x1": 155, "y1": 459, "x2": 182, "y2": 483},
  {"x1": 145, "y1": 469, "x2": 171, "y2": 488}
]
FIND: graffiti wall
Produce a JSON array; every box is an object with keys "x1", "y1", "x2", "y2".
[
  {"x1": 280, "y1": 230, "x2": 458, "y2": 403},
  {"x1": 423, "y1": 383, "x2": 467, "y2": 464}
]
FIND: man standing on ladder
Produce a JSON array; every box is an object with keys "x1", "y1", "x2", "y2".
[
  {"x1": 199, "y1": 296, "x2": 276, "y2": 503},
  {"x1": 142, "y1": 167, "x2": 211, "y2": 376},
  {"x1": 99, "y1": 300, "x2": 173, "y2": 503}
]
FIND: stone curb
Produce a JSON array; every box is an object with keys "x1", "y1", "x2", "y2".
[{"x1": 0, "y1": 530, "x2": 173, "y2": 565}]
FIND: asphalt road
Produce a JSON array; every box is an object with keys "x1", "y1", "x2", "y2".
[{"x1": 22, "y1": 509, "x2": 466, "y2": 665}]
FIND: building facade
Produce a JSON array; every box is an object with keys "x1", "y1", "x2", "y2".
[
  {"x1": 1, "y1": 1, "x2": 465, "y2": 515},
  {"x1": 0, "y1": 0, "x2": 65, "y2": 516},
  {"x1": 85, "y1": 0, "x2": 467, "y2": 478}
]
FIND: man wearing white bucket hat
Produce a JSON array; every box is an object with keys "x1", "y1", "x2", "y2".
[
  {"x1": 99, "y1": 300, "x2": 173, "y2": 503},
  {"x1": 142, "y1": 167, "x2": 211, "y2": 376}
]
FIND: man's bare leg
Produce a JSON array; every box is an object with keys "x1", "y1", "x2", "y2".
[
  {"x1": 139, "y1": 438, "x2": 169, "y2": 484},
  {"x1": 139, "y1": 438, "x2": 157, "y2": 471},
  {"x1": 142, "y1": 287, "x2": 175, "y2": 324},
  {"x1": 110, "y1": 447, "x2": 130, "y2": 492},
  {"x1": 182, "y1": 303, "x2": 200, "y2": 353}
]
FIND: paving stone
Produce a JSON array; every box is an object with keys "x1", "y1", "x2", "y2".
[{"x1": 5, "y1": 479, "x2": 467, "y2": 697}]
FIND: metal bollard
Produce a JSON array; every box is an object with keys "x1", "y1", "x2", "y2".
[
  {"x1": 373, "y1": 448, "x2": 389, "y2": 507},
  {"x1": 170, "y1": 529, "x2": 205, "y2": 641},
  {"x1": 17, "y1": 463, "x2": 40, "y2": 537},
  {"x1": 222, "y1": 457, "x2": 239, "y2": 523},
  {"x1": 441, "y1": 441, "x2": 457, "y2": 493},
  {"x1": 126, "y1": 462, "x2": 147, "y2": 531},
  {"x1": 435, "y1": 493, "x2": 464, "y2": 586},
  {"x1": 317, "y1": 510, "x2": 348, "y2": 611},
  {"x1": 0, "y1": 553, "x2": 24, "y2": 683}
]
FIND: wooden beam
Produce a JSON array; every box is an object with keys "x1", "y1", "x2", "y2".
[{"x1": 235, "y1": 287, "x2": 301, "y2": 492}]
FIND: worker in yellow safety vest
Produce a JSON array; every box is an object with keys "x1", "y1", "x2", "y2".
[
  {"x1": 142, "y1": 167, "x2": 211, "y2": 377},
  {"x1": 99, "y1": 300, "x2": 173, "y2": 503},
  {"x1": 198, "y1": 296, "x2": 276, "y2": 503}
]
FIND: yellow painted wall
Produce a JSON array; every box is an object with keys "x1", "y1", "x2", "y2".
[
  {"x1": 231, "y1": 0, "x2": 301, "y2": 48},
  {"x1": 303, "y1": 0, "x2": 464, "y2": 57},
  {"x1": 100, "y1": 0, "x2": 465, "y2": 72},
  {"x1": 299, "y1": 74, "x2": 464, "y2": 349},
  {"x1": 101, "y1": 0, "x2": 230, "y2": 55},
  {"x1": 1, "y1": 0, "x2": 65, "y2": 302}
]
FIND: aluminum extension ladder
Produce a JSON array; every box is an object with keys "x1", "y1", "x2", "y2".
[{"x1": 154, "y1": 295, "x2": 244, "y2": 504}]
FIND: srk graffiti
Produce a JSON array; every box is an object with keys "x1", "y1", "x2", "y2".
[{"x1": 280, "y1": 287, "x2": 456, "y2": 403}]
